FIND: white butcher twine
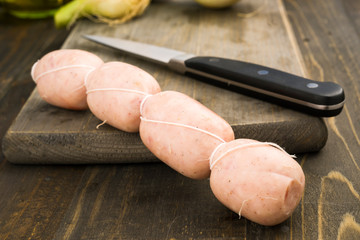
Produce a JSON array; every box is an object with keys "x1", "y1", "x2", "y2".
[
  {"x1": 86, "y1": 88, "x2": 151, "y2": 129},
  {"x1": 209, "y1": 142, "x2": 296, "y2": 170},
  {"x1": 139, "y1": 117, "x2": 227, "y2": 144},
  {"x1": 238, "y1": 195, "x2": 278, "y2": 219},
  {"x1": 31, "y1": 61, "x2": 96, "y2": 84},
  {"x1": 86, "y1": 88, "x2": 150, "y2": 96},
  {"x1": 139, "y1": 94, "x2": 227, "y2": 144},
  {"x1": 84, "y1": 85, "x2": 295, "y2": 171}
]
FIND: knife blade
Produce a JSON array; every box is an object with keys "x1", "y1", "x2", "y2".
[{"x1": 83, "y1": 34, "x2": 345, "y2": 117}]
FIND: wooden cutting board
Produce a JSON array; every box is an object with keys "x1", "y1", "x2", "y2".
[{"x1": 2, "y1": 0, "x2": 328, "y2": 164}]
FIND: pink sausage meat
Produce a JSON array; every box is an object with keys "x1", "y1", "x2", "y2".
[
  {"x1": 86, "y1": 61, "x2": 161, "y2": 132},
  {"x1": 210, "y1": 139, "x2": 305, "y2": 226},
  {"x1": 31, "y1": 49, "x2": 306, "y2": 226},
  {"x1": 140, "y1": 91, "x2": 235, "y2": 179},
  {"x1": 31, "y1": 49, "x2": 104, "y2": 110}
]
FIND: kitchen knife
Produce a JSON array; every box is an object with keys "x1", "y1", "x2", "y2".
[{"x1": 83, "y1": 35, "x2": 345, "y2": 117}]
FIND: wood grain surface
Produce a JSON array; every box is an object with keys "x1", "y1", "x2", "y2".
[
  {"x1": 284, "y1": 0, "x2": 360, "y2": 239},
  {"x1": 0, "y1": 0, "x2": 359, "y2": 239},
  {"x1": 3, "y1": 0, "x2": 327, "y2": 164}
]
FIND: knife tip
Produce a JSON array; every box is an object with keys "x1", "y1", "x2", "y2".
[{"x1": 82, "y1": 34, "x2": 91, "y2": 39}]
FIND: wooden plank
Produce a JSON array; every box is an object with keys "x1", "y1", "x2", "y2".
[
  {"x1": 0, "y1": 13, "x2": 83, "y2": 240},
  {"x1": 1, "y1": 0, "x2": 358, "y2": 239},
  {"x1": 265, "y1": 0, "x2": 360, "y2": 239},
  {"x1": 0, "y1": 161, "x2": 85, "y2": 240},
  {"x1": 52, "y1": 163, "x2": 246, "y2": 239},
  {"x1": 0, "y1": 14, "x2": 70, "y2": 160},
  {"x1": 3, "y1": 0, "x2": 327, "y2": 165}
]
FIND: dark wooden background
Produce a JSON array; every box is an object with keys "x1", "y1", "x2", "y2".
[
  {"x1": 1, "y1": 0, "x2": 359, "y2": 239},
  {"x1": 2, "y1": 0, "x2": 330, "y2": 165}
]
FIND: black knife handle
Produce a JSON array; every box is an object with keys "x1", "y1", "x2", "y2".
[{"x1": 184, "y1": 56, "x2": 345, "y2": 116}]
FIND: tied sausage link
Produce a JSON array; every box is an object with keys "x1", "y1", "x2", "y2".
[
  {"x1": 31, "y1": 49, "x2": 305, "y2": 226},
  {"x1": 139, "y1": 91, "x2": 234, "y2": 179},
  {"x1": 85, "y1": 61, "x2": 161, "y2": 132},
  {"x1": 31, "y1": 49, "x2": 104, "y2": 110}
]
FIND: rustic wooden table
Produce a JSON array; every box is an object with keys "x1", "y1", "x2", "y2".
[{"x1": 0, "y1": 0, "x2": 359, "y2": 239}]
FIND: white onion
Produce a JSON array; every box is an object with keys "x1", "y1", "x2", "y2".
[
  {"x1": 194, "y1": 0, "x2": 240, "y2": 8},
  {"x1": 55, "y1": 0, "x2": 150, "y2": 28}
]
